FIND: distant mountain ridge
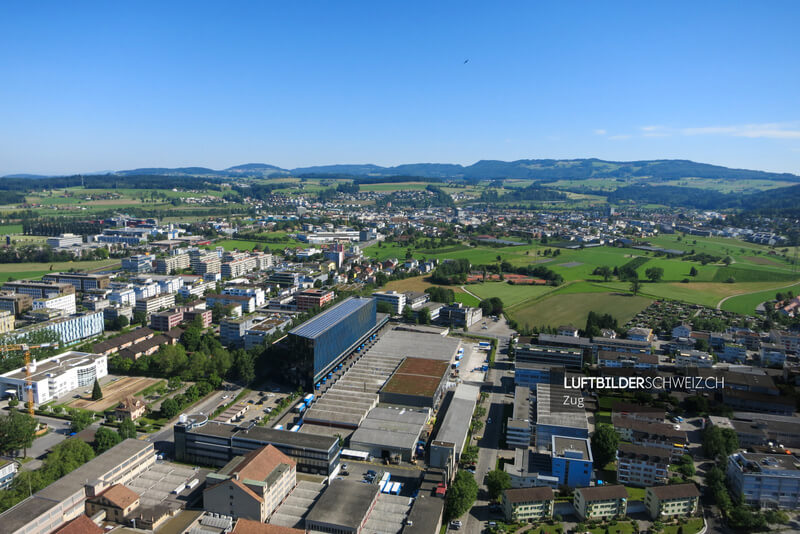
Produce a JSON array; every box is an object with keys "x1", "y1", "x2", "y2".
[{"x1": 5, "y1": 158, "x2": 799, "y2": 182}]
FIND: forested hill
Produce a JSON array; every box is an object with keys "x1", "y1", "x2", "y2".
[{"x1": 6, "y1": 158, "x2": 798, "y2": 182}]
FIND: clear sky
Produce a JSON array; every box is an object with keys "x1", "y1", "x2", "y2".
[{"x1": 2, "y1": 1, "x2": 799, "y2": 176}]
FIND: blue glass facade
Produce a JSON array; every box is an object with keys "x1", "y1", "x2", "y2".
[{"x1": 288, "y1": 297, "x2": 377, "y2": 388}]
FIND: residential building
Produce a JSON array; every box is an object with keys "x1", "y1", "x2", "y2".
[
  {"x1": 719, "y1": 343, "x2": 747, "y2": 363},
  {"x1": 115, "y1": 396, "x2": 146, "y2": 421},
  {"x1": 711, "y1": 412, "x2": 800, "y2": 448},
  {"x1": 770, "y1": 330, "x2": 800, "y2": 354},
  {"x1": 206, "y1": 293, "x2": 257, "y2": 314},
  {"x1": 573, "y1": 485, "x2": 628, "y2": 521},
  {"x1": 0, "y1": 459, "x2": 18, "y2": 489},
  {"x1": 727, "y1": 452, "x2": 800, "y2": 509},
  {"x1": 296, "y1": 288, "x2": 335, "y2": 312},
  {"x1": 204, "y1": 445, "x2": 296, "y2": 522},
  {"x1": 150, "y1": 308, "x2": 184, "y2": 331},
  {"x1": 617, "y1": 443, "x2": 670, "y2": 487},
  {"x1": 32, "y1": 292, "x2": 77, "y2": 316},
  {"x1": 558, "y1": 325, "x2": 579, "y2": 337},
  {"x1": 721, "y1": 389, "x2": 795, "y2": 416},
  {"x1": 223, "y1": 286, "x2": 267, "y2": 307},
  {"x1": 612, "y1": 415, "x2": 688, "y2": 461},
  {"x1": 92, "y1": 327, "x2": 155, "y2": 356},
  {"x1": 372, "y1": 290, "x2": 406, "y2": 314},
  {"x1": 109, "y1": 288, "x2": 136, "y2": 307},
  {"x1": 502, "y1": 487, "x2": 554, "y2": 523},
  {"x1": 627, "y1": 327, "x2": 654, "y2": 342},
  {"x1": 190, "y1": 252, "x2": 222, "y2": 275},
  {"x1": 592, "y1": 336, "x2": 651, "y2": 354},
  {"x1": 439, "y1": 303, "x2": 482, "y2": 327},
  {"x1": 221, "y1": 315, "x2": 263, "y2": 347},
  {"x1": 0, "y1": 350, "x2": 108, "y2": 405},
  {"x1": 42, "y1": 272, "x2": 110, "y2": 291},
  {"x1": 244, "y1": 317, "x2": 292, "y2": 349},
  {"x1": 121, "y1": 254, "x2": 153, "y2": 273},
  {"x1": 645, "y1": 484, "x2": 700, "y2": 520},
  {"x1": 222, "y1": 256, "x2": 258, "y2": 278},
  {"x1": 134, "y1": 293, "x2": 175, "y2": 316},
  {"x1": 155, "y1": 253, "x2": 190, "y2": 274},
  {"x1": 85, "y1": 484, "x2": 140, "y2": 524},
  {"x1": 598, "y1": 350, "x2": 658, "y2": 369},
  {"x1": 760, "y1": 344, "x2": 786, "y2": 368},
  {"x1": 675, "y1": 350, "x2": 714, "y2": 368}
]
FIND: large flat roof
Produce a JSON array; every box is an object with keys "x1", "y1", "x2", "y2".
[
  {"x1": 289, "y1": 297, "x2": 374, "y2": 340},
  {"x1": 535, "y1": 384, "x2": 588, "y2": 430},
  {"x1": 234, "y1": 426, "x2": 338, "y2": 452},
  {"x1": 306, "y1": 480, "x2": 379, "y2": 529},
  {"x1": 2, "y1": 351, "x2": 104, "y2": 382},
  {"x1": 350, "y1": 407, "x2": 428, "y2": 451},
  {"x1": 368, "y1": 329, "x2": 461, "y2": 362},
  {"x1": 381, "y1": 357, "x2": 449, "y2": 398},
  {"x1": 435, "y1": 384, "x2": 479, "y2": 449}
]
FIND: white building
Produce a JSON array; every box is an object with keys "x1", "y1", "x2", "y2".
[
  {"x1": 109, "y1": 288, "x2": 136, "y2": 307},
  {"x1": 133, "y1": 281, "x2": 161, "y2": 301},
  {"x1": 32, "y1": 293, "x2": 77, "y2": 316},
  {"x1": 157, "y1": 277, "x2": 183, "y2": 294},
  {"x1": 372, "y1": 290, "x2": 406, "y2": 314},
  {"x1": 10, "y1": 311, "x2": 104, "y2": 345},
  {"x1": 0, "y1": 351, "x2": 108, "y2": 405},
  {"x1": 222, "y1": 286, "x2": 266, "y2": 308},
  {"x1": 675, "y1": 350, "x2": 714, "y2": 368},
  {"x1": 46, "y1": 233, "x2": 83, "y2": 248}
]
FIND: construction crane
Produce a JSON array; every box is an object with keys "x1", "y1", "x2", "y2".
[{"x1": 0, "y1": 343, "x2": 59, "y2": 417}]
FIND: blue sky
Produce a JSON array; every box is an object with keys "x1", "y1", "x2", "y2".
[{"x1": 2, "y1": 1, "x2": 799, "y2": 175}]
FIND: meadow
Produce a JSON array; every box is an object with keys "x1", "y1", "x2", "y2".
[{"x1": 0, "y1": 258, "x2": 120, "y2": 282}]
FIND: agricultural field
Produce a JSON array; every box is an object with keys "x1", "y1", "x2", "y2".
[
  {"x1": 0, "y1": 223, "x2": 23, "y2": 234},
  {"x1": 508, "y1": 291, "x2": 652, "y2": 331},
  {"x1": 213, "y1": 239, "x2": 289, "y2": 251},
  {"x1": 359, "y1": 182, "x2": 431, "y2": 192},
  {"x1": 720, "y1": 281, "x2": 800, "y2": 315},
  {"x1": 465, "y1": 282, "x2": 555, "y2": 307}
]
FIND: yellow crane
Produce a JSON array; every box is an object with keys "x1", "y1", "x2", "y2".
[{"x1": 0, "y1": 343, "x2": 59, "y2": 417}]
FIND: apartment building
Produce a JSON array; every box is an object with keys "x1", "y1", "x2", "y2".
[
  {"x1": 221, "y1": 256, "x2": 258, "y2": 278},
  {"x1": 502, "y1": 487, "x2": 554, "y2": 523},
  {"x1": 109, "y1": 288, "x2": 136, "y2": 307},
  {"x1": 617, "y1": 443, "x2": 670, "y2": 487},
  {"x1": 675, "y1": 350, "x2": 714, "y2": 368},
  {"x1": 0, "y1": 310, "x2": 14, "y2": 333},
  {"x1": 204, "y1": 445, "x2": 296, "y2": 522},
  {"x1": 206, "y1": 293, "x2": 256, "y2": 313},
  {"x1": 645, "y1": 484, "x2": 700, "y2": 520},
  {"x1": 296, "y1": 288, "x2": 335, "y2": 311},
  {"x1": 573, "y1": 485, "x2": 628, "y2": 521},
  {"x1": 612, "y1": 415, "x2": 688, "y2": 461},
  {"x1": 222, "y1": 286, "x2": 266, "y2": 307},
  {"x1": 134, "y1": 293, "x2": 176, "y2": 316},
  {"x1": 155, "y1": 253, "x2": 190, "y2": 274},
  {"x1": 598, "y1": 350, "x2": 658, "y2": 369}
]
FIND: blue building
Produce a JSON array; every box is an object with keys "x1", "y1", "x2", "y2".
[
  {"x1": 11, "y1": 310, "x2": 104, "y2": 345},
  {"x1": 551, "y1": 436, "x2": 593, "y2": 488},
  {"x1": 727, "y1": 452, "x2": 800, "y2": 509},
  {"x1": 535, "y1": 384, "x2": 589, "y2": 449},
  {"x1": 287, "y1": 297, "x2": 386, "y2": 388},
  {"x1": 514, "y1": 362, "x2": 564, "y2": 389}
]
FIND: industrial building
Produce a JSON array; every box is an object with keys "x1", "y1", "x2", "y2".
[
  {"x1": 515, "y1": 343, "x2": 583, "y2": 370},
  {"x1": 429, "y1": 383, "x2": 480, "y2": 479},
  {"x1": 534, "y1": 383, "x2": 589, "y2": 450},
  {"x1": 174, "y1": 420, "x2": 341, "y2": 477},
  {"x1": 0, "y1": 439, "x2": 154, "y2": 534},
  {"x1": 0, "y1": 350, "x2": 108, "y2": 405},
  {"x1": 378, "y1": 357, "x2": 450, "y2": 409},
  {"x1": 287, "y1": 296, "x2": 386, "y2": 388},
  {"x1": 305, "y1": 480, "x2": 381, "y2": 534},
  {"x1": 349, "y1": 406, "x2": 429, "y2": 462}
]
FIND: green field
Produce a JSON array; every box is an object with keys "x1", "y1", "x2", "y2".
[
  {"x1": 721, "y1": 281, "x2": 800, "y2": 315},
  {"x1": 466, "y1": 282, "x2": 555, "y2": 307},
  {"x1": 359, "y1": 182, "x2": 431, "y2": 192},
  {"x1": 508, "y1": 291, "x2": 652, "y2": 330},
  {"x1": 0, "y1": 259, "x2": 120, "y2": 282},
  {"x1": 454, "y1": 292, "x2": 480, "y2": 306},
  {"x1": 213, "y1": 239, "x2": 292, "y2": 251},
  {"x1": 0, "y1": 224, "x2": 23, "y2": 234}
]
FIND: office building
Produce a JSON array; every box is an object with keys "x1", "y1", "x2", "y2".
[
  {"x1": 502, "y1": 487, "x2": 554, "y2": 523},
  {"x1": 109, "y1": 288, "x2": 136, "y2": 307},
  {"x1": 439, "y1": 303, "x2": 482, "y2": 327},
  {"x1": 223, "y1": 286, "x2": 267, "y2": 307},
  {"x1": 32, "y1": 292, "x2": 77, "y2": 316},
  {"x1": 2, "y1": 280, "x2": 75, "y2": 299},
  {"x1": 675, "y1": 350, "x2": 714, "y2": 368},
  {"x1": 0, "y1": 292, "x2": 33, "y2": 317},
  {"x1": 204, "y1": 445, "x2": 296, "y2": 522},
  {"x1": 296, "y1": 288, "x2": 335, "y2": 312},
  {"x1": 244, "y1": 317, "x2": 292, "y2": 350},
  {"x1": 372, "y1": 290, "x2": 406, "y2": 314},
  {"x1": 573, "y1": 485, "x2": 628, "y2": 521},
  {"x1": 287, "y1": 296, "x2": 384, "y2": 388},
  {"x1": 727, "y1": 452, "x2": 800, "y2": 509},
  {"x1": 12, "y1": 310, "x2": 104, "y2": 345},
  {"x1": 174, "y1": 421, "x2": 341, "y2": 476},
  {"x1": 551, "y1": 436, "x2": 593, "y2": 488},
  {"x1": 516, "y1": 343, "x2": 583, "y2": 370},
  {"x1": 0, "y1": 350, "x2": 108, "y2": 405},
  {"x1": 121, "y1": 254, "x2": 153, "y2": 273},
  {"x1": 269, "y1": 271, "x2": 301, "y2": 288},
  {"x1": 506, "y1": 386, "x2": 533, "y2": 449},
  {"x1": 429, "y1": 384, "x2": 480, "y2": 480},
  {"x1": 617, "y1": 443, "x2": 670, "y2": 487},
  {"x1": 514, "y1": 362, "x2": 563, "y2": 389},
  {"x1": 221, "y1": 315, "x2": 263, "y2": 347},
  {"x1": 46, "y1": 233, "x2": 83, "y2": 248},
  {"x1": 0, "y1": 310, "x2": 15, "y2": 333},
  {"x1": 645, "y1": 484, "x2": 700, "y2": 520},
  {"x1": 42, "y1": 272, "x2": 110, "y2": 291},
  {"x1": 206, "y1": 293, "x2": 257, "y2": 314}
]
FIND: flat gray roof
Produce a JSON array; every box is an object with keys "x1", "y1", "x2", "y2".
[
  {"x1": 435, "y1": 384, "x2": 479, "y2": 452},
  {"x1": 535, "y1": 384, "x2": 588, "y2": 430},
  {"x1": 368, "y1": 328, "x2": 461, "y2": 361},
  {"x1": 2, "y1": 351, "x2": 104, "y2": 381},
  {"x1": 235, "y1": 426, "x2": 338, "y2": 452},
  {"x1": 306, "y1": 479, "x2": 380, "y2": 528},
  {"x1": 350, "y1": 407, "x2": 428, "y2": 451},
  {"x1": 553, "y1": 436, "x2": 591, "y2": 461}
]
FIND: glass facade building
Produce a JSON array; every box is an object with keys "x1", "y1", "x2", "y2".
[{"x1": 288, "y1": 297, "x2": 377, "y2": 388}]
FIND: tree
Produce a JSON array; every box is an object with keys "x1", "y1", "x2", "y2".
[
  {"x1": 161, "y1": 398, "x2": 180, "y2": 418},
  {"x1": 702, "y1": 425, "x2": 739, "y2": 458},
  {"x1": 133, "y1": 310, "x2": 147, "y2": 326},
  {"x1": 118, "y1": 417, "x2": 137, "y2": 440},
  {"x1": 93, "y1": 426, "x2": 122, "y2": 453},
  {"x1": 677, "y1": 454, "x2": 695, "y2": 478},
  {"x1": 596, "y1": 266, "x2": 612, "y2": 282},
  {"x1": 0, "y1": 411, "x2": 38, "y2": 457},
  {"x1": 445, "y1": 470, "x2": 479, "y2": 521},
  {"x1": 486, "y1": 469, "x2": 511, "y2": 501},
  {"x1": 419, "y1": 306, "x2": 431, "y2": 325},
  {"x1": 479, "y1": 297, "x2": 504, "y2": 316},
  {"x1": 630, "y1": 278, "x2": 642, "y2": 296},
  {"x1": 168, "y1": 376, "x2": 182, "y2": 390},
  {"x1": 645, "y1": 267, "x2": 664, "y2": 283},
  {"x1": 689, "y1": 266, "x2": 698, "y2": 277},
  {"x1": 70, "y1": 410, "x2": 93, "y2": 433},
  {"x1": 91, "y1": 379, "x2": 103, "y2": 401},
  {"x1": 376, "y1": 301, "x2": 394, "y2": 314},
  {"x1": 590, "y1": 425, "x2": 619, "y2": 468},
  {"x1": 44, "y1": 439, "x2": 95, "y2": 479},
  {"x1": 402, "y1": 305, "x2": 417, "y2": 323}
]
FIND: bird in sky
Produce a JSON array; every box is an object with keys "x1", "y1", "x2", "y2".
[{"x1": 464, "y1": 59, "x2": 469, "y2": 64}]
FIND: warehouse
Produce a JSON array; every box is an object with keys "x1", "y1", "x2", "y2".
[
  {"x1": 349, "y1": 406, "x2": 430, "y2": 462},
  {"x1": 379, "y1": 357, "x2": 451, "y2": 409},
  {"x1": 429, "y1": 383, "x2": 480, "y2": 479}
]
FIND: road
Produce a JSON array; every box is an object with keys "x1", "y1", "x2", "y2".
[{"x1": 459, "y1": 318, "x2": 514, "y2": 534}]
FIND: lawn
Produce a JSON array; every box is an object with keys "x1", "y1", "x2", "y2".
[
  {"x1": 661, "y1": 518, "x2": 704, "y2": 534},
  {"x1": 508, "y1": 291, "x2": 652, "y2": 330},
  {"x1": 721, "y1": 281, "x2": 800, "y2": 315},
  {"x1": 214, "y1": 238, "x2": 303, "y2": 251},
  {"x1": 455, "y1": 292, "x2": 481, "y2": 306},
  {"x1": 467, "y1": 282, "x2": 556, "y2": 307},
  {"x1": 0, "y1": 223, "x2": 23, "y2": 234},
  {"x1": 624, "y1": 486, "x2": 646, "y2": 501},
  {"x1": 587, "y1": 521, "x2": 636, "y2": 534},
  {"x1": 597, "y1": 280, "x2": 800, "y2": 309},
  {"x1": 0, "y1": 258, "x2": 120, "y2": 281}
]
